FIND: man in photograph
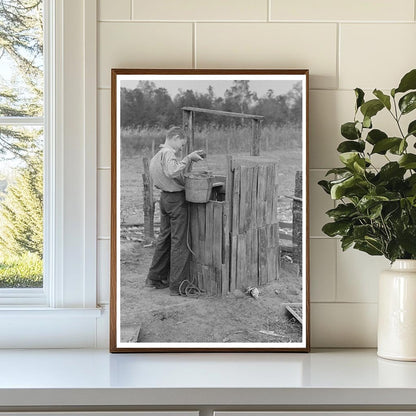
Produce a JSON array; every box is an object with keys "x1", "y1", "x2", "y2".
[{"x1": 145, "y1": 126, "x2": 205, "y2": 296}]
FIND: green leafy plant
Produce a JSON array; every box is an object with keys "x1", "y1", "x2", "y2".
[{"x1": 319, "y1": 69, "x2": 416, "y2": 262}]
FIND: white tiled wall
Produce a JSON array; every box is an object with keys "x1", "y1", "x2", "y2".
[{"x1": 96, "y1": 0, "x2": 416, "y2": 347}]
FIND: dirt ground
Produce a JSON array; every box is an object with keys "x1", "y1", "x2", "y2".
[
  {"x1": 120, "y1": 238, "x2": 302, "y2": 343},
  {"x1": 119, "y1": 148, "x2": 303, "y2": 345}
]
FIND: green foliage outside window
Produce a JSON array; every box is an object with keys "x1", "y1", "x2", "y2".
[{"x1": 0, "y1": 0, "x2": 44, "y2": 288}]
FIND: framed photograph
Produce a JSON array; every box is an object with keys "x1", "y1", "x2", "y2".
[{"x1": 110, "y1": 69, "x2": 310, "y2": 352}]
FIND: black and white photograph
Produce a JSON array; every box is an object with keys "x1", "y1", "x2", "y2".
[{"x1": 110, "y1": 69, "x2": 309, "y2": 352}]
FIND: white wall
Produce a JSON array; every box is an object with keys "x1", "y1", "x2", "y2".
[{"x1": 96, "y1": 0, "x2": 416, "y2": 347}]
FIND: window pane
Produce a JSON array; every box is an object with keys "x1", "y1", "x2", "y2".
[
  {"x1": 0, "y1": 0, "x2": 44, "y2": 290},
  {"x1": 0, "y1": 126, "x2": 43, "y2": 288},
  {"x1": 0, "y1": 0, "x2": 44, "y2": 117}
]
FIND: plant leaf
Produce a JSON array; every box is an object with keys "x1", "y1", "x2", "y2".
[
  {"x1": 377, "y1": 162, "x2": 406, "y2": 181},
  {"x1": 341, "y1": 235, "x2": 355, "y2": 251},
  {"x1": 337, "y1": 140, "x2": 365, "y2": 153},
  {"x1": 326, "y1": 203, "x2": 357, "y2": 220},
  {"x1": 339, "y1": 151, "x2": 360, "y2": 167},
  {"x1": 360, "y1": 99, "x2": 384, "y2": 119},
  {"x1": 330, "y1": 175, "x2": 363, "y2": 200},
  {"x1": 373, "y1": 89, "x2": 391, "y2": 110},
  {"x1": 399, "y1": 91, "x2": 416, "y2": 115},
  {"x1": 322, "y1": 221, "x2": 351, "y2": 237},
  {"x1": 399, "y1": 154, "x2": 416, "y2": 169},
  {"x1": 318, "y1": 180, "x2": 331, "y2": 194},
  {"x1": 398, "y1": 227, "x2": 416, "y2": 255},
  {"x1": 366, "y1": 129, "x2": 387, "y2": 145},
  {"x1": 354, "y1": 241, "x2": 383, "y2": 256},
  {"x1": 325, "y1": 167, "x2": 351, "y2": 176},
  {"x1": 355, "y1": 88, "x2": 365, "y2": 110},
  {"x1": 371, "y1": 137, "x2": 402, "y2": 154},
  {"x1": 357, "y1": 195, "x2": 389, "y2": 212},
  {"x1": 407, "y1": 120, "x2": 416, "y2": 138},
  {"x1": 341, "y1": 122, "x2": 360, "y2": 140},
  {"x1": 395, "y1": 69, "x2": 416, "y2": 94},
  {"x1": 369, "y1": 203, "x2": 383, "y2": 219},
  {"x1": 362, "y1": 115, "x2": 372, "y2": 129}
]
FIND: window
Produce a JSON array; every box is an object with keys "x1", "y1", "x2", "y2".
[
  {"x1": 0, "y1": 0, "x2": 100, "y2": 349},
  {"x1": 0, "y1": 0, "x2": 46, "y2": 299}
]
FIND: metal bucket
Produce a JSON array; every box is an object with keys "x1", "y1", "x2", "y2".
[{"x1": 184, "y1": 171, "x2": 214, "y2": 203}]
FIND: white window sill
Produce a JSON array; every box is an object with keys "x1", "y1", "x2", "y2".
[
  {"x1": 0, "y1": 306, "x2": 102, "y2": 316},
  {"x1": 0, "y1": 307, "x2": 104, "y2": 348}
]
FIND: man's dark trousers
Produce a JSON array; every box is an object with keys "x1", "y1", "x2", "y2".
[{"x1": 147, "y1": 191, "x2": 190, "y2": 293}]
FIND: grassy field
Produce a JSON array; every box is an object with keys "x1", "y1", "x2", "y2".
[
  {"x1": 120, "y1": 125, "x2": 302, "y2": 225},
  {"x1": 121, "y1": 124, "x2": 302, "y2": 159},
  {"x1": 0, "y1": 252, "x2": 43, "y2": 288}
]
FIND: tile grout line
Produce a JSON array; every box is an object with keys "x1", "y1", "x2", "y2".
[
  {"x1": 311, "y1": 301, "x2": 378, "y2": 305},
  {"x1": 333, "y1": 229, "x2": 338, "y2": 303},
  {"x1": 98, "y1": 19, "x2": 415, "y2": 24},
  {"x1": 193, "y1": 22, "x2": 197, "y2": 69},
  {"x1": 130, "y1": 0, "x2": 133, "y2": 20},
  {"x1": 267, "y1": 0, "x2": 271, "y2": 22},
  {"x1": 336, "y1": 22, "x2": 340, "y2": 90}
]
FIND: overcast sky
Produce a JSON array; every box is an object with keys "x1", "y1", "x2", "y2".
[{"x1": 120, "y1": 79, "x2": 298, "y2": 99}]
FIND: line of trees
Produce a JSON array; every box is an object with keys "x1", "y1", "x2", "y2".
[{"x1": 120, "y1": 80, "x2": 302, "y2": 130}]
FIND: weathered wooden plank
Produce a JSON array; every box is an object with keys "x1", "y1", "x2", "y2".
[
  {"x1": 257, "y1": 165, "x2": 266, "y2": 227},
  {"x1": 251, "y1": 165, "x2": 259, "y2": 229},
  {"x1": 197, "y1": 203, "x2": 206, "y2": 240},
  {"x1": 142, "y1": 157, "x2": 155, "y2": 242},
  {"x1": 237, "y1": 234, "x2": 246, "y2": 290},
  {"x1": 258, "y1": 226, "x2": 268, "y2": 286},
  {"x1": 245, "y1": 229, "x2": 252, "y2": 287},
  {"x1": 273, "y1": 162, "x2": 279, "y2": 224},
  {"x1": 252, "y1": 228, "x2": 259, "y2": 286},
  {"x1": 265, "y1": 165, "x2": 273, "y2": 225},
  {"x1": 251, "y1": 228, "x2": 258, "y2": 287},
  {"x1": 266, "y1": 223, "x2": 273, "y2": 248},
  {"x1": 239, "y1": 166, "x2": 248, "y2": 234},
  {"x1": 275, "y1": 232, "x2": 280, "y2": 281},
  {"x1": 197, "y1": 263, "x2": 204, "y2": 292},
  {"x1": 293, "y1": 202, "x2": 303, "y2": 268},
  {"x1": 279, "y1": 221, "x2": 293, "y2": 229},
  {"x1": 224, "y1": 156, "x2": 233, "y2": 292},
  {"x1": 230, "y1": 235, "x2": 238, "y2": 291},
  {"x1": 205, "y1": 202, "x2": 214, "y2": 266},
  {"x1": 211, "y1": 266, "x2": 218, "y2": 296},
  {"x1": 251, "y1": 118, "x2": 261, "y2": 156},
  {"x1": 182, "y1": 106, "x2": 264, "y2": 121},
  {"x1": 197, "y1": 204, "x2": 206, "y2": 265},
  {"x1": 202, "y1": 265, "x2": 209, "y2": 293},
  {"x1": 189, "y1": 203, "x2": 199, "y2": 260},
  {"x1": 222, "y1": 263, "x2": 228, "y2": 296},
  {"x1": 213, "y1": 202, "x2": 223, "y2": 295},
  {"x1": 267, "y1": 247, "x2": 276, "y2": 283},
  {"x1": 272, "y1": 223, "x2": 279, "y2": 247},
  {"x1": 231, "y1": 156, "x2": 279, "y2": 169},
  {"x1": 245, "y1": 167, "x2": 253, "y2": 232},
  {"x1": 232, "y1": 167, "x2": 241, "y2": 236}
]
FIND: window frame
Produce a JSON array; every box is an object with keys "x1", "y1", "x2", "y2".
[
  {"x1": 0, "y1": 0, "x2": 101, "y2": 348},
  {"x1": 0, "y1": 1, "x2": 49, "y2": 305}
]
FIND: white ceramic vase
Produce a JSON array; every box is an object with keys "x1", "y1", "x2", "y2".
[{"x1": 378, "y1": 259, "x2": 416, "y2": 361}]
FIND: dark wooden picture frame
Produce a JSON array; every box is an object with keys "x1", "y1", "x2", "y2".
[{"x1": 110, "y1": 69, "x2": 310, "y2": 352}]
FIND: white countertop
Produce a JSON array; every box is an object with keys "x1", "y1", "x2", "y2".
[{"x1": 0, "y1": 348, "x2": 416, "y2": 407}]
